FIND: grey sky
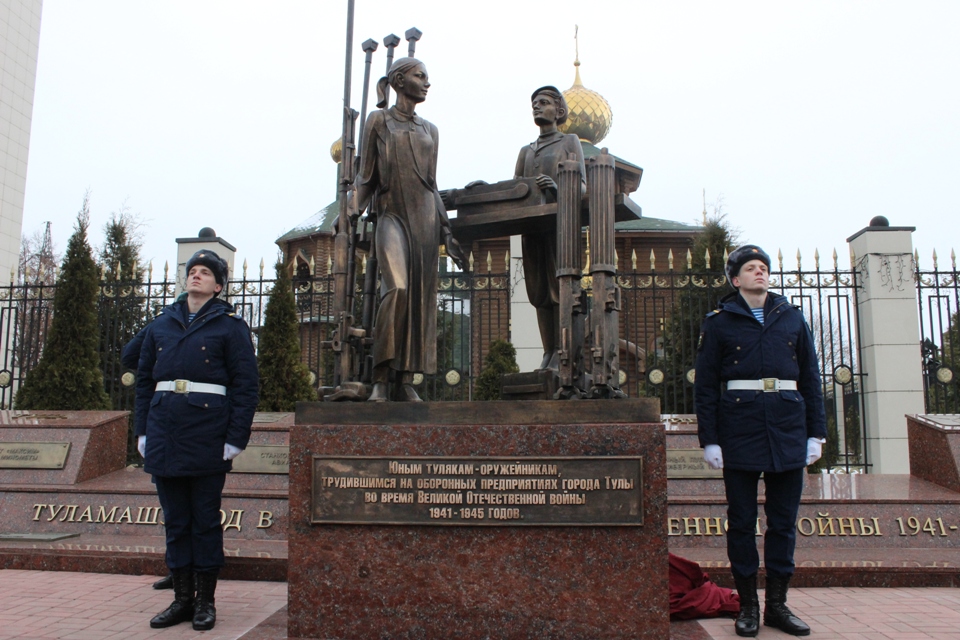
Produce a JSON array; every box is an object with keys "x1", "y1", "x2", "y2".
[{"x1": 22, "y1": 1, "x2": 960, "y2": 275}]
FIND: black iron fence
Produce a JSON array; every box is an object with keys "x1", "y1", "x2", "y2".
[
  {"x1": 0, "y1": 252, "x2": 875, "y2": 472},
  {"x1": 916, "y1": 252, "x2": 960, "y2": 413}
]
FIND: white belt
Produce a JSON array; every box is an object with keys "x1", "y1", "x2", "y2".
[
  {"x1": 156, "y1": 380, "x2": 227, "y2": 395},
  {"x1": 727, "y1": 378, "x2": 797, "y2": 392}
]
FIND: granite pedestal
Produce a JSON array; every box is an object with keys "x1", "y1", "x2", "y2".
[
  {"x1": 288, "y1": 400, "x2": 668, "y2": 640},
  {"x1": 0, "y1": 412, "x2": 291, "y2": 581}
]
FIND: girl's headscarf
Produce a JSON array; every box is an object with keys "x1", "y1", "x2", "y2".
[{"x1": 376, "y1": 57, "x2": 424, "y2": 108}]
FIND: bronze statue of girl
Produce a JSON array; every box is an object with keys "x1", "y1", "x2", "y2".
[{"x1": 353, "y1": 57, "x2": 465, "y2": 401}]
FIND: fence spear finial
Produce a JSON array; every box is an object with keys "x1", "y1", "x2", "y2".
[
  {"x1": 686, "y1": 249, "x2": 692, "y2": 270},
  {"x1": 952, "y1": 248, "x2": 956, "y2": 271},
  {"x1": 796, "y1": 249, "x2": 802, "y2": 270},
  {"x1": 164, "y1": 261, "x2": 169, "y2": 280},
  {"x1": 469, "y1": 251, "x2": 475, "y2": 272},
  {"x1": 486, "y1": 251, "x2": 492, "y2": 273},
  {"x1": 632, "y1": 249, "x2": 638, "y2": 271},
  {"x1": 777, "y1": 249, "x2": 783, "y2": 272},
  {"x1": 933, "y1": 249, "x2": 938, "y2": 270},
  {"x1": 148, "y1": 261, "x2": 153, "y2": 280},
  {"x1": 704, "y1": 247, "x2": 710, "y2": 270},
  {"x1": 832, "y1": 248, "x2": 838, "y2": 271},
  {"x1": 814, "y1": 248, "x2": 820, "y2": 271},
  {"x1": 505, "y1": 251, "x2": 510, "y2": 272},
  {"x1": 650, "y1": 249, "x2": 656, "y2": 271},
  {"x1": 667, "y1": 248, "x2": 674, "y2": 271},
  {"x1": 242, "y1": 259, "x2": 248, "y2": 279}
]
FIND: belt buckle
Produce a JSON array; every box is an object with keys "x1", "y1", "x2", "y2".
[
  {"x1": 174, "y1": 379, "x2": 189, "y2": 394},
  {"x1": 762, "y1": 378, "x2": 777, "y2": 392}
]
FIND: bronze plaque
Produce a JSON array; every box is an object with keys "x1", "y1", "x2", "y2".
[
  {"x1": 231, "y1": 445, "x2": 289, "y2": 474},
  {"x1": 667, "y1": 449, "x2": 722, "y2": 478},
  {"x1": 311, "y1": 456, "x2": 643, "y2": 526},
  {"x1": 0, "y1": 442, "x2": 70, "y2": 469}
]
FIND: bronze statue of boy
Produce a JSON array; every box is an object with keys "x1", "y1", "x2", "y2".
[{"x1": 514, "y1": 86, "x2": 585, "y2": 370}]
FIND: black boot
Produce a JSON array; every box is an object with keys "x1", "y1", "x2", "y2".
[
  {"x1": 764, "y1": 574, "x2": 810, "y2": 636},
  {"x1": 733, "y1": 574, "x2": 760, "y2": 637},
  {"x1": 149, "y1": 569, "x2": 194, "y2": 628},
  {"x1": 152, "y1": 574, "x2": 173, "y2": 590},
  {"x1": 193, "y1": 570, "x2": 218, "y2": 631}
]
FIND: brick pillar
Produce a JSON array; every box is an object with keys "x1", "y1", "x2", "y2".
[{"x1": 847, "y1": 220, "x2": 924, "y2": 474}]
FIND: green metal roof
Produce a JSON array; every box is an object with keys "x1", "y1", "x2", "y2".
[
  {"x1": 615, "y1": 216, "x2": 704, "y2": 233},
  {"x1": 275, "y1": 200, "x2": 338, "y2": 245},
  {"x1": 581, "y1": 141, "x2": 643, "y2": 172}
]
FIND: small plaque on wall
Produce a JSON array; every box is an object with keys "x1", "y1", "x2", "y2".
[
  {"x1": 231, "y1": 445, "x2": 289, "y2": 474},
  {"x1": 0, "y1": 442, "x2": 70, "y2": 469},
  {"x1": 666, "y1": 449, "x2": 722, "y2": 478}
]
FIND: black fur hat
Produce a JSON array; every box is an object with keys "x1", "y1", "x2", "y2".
[
  {"x1": 185, "y1": 250, "x2": 228, "y2": 293},
  {"x1": 725, "y1": 244, "x2": 771, "y2": 286}
]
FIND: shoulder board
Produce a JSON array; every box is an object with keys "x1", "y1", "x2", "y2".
[
  {"x1": 705, "y1": 309, "x2": 723, "y2": 318},
  {"x1": 226, "y1": 311, "x2": 241, "y2": 319}
]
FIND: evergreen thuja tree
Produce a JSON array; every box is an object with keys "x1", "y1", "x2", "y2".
[
  {"x1": 475, "y1": 339, "x2": 520, "y2": 400},
  {"x1": 98, "y1": 210, "x2": 146, "y2": 407},
  {"x1": 257, "y1": 259, "x2": 317, "y2": 410},
  {"x1": 16, "y1": 198, "x2": 110, "y2": 410}
]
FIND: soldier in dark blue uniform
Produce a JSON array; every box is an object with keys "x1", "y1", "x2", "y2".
[
  {"x1": 694, "y1": 245, "x2": 826, "y2": 637},
  {"x1": 135, "y1": 250, "x2": 259, "y2": 631}
]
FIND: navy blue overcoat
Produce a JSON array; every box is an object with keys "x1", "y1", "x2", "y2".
[
  {"x1": 694, "y1": 291, "x2": 827, "y2": 472},
  {"x1": 134, "y1": 297, "x2": 259, "y2": 477}
]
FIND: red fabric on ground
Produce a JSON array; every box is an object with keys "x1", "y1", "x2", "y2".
[{"x1": 669, "y1": 552, "x2": 740, "y2": 620}]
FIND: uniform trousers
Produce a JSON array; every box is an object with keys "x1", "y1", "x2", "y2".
[
  {"x1": 723, "y1": 467, "x2": 804, "y2": 579},
  {"x1": 154, "y1": 473, "x2": 227, "y2": 573}
]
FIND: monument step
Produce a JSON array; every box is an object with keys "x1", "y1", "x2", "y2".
[
  {"x1": 0, "y1": 467, "x2": 288, "y2": 540},
  {"x1": 0, "y1": 533, "x2": 287, "y2": 581},
  {"x1": 673, "y1": 547, "x2": 960, "y2": 588},
  {"x1": 669, "y1": 475, "x2": 960, "y2": 552}
]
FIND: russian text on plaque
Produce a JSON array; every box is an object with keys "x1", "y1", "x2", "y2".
[{"x1": 312, "y1": 456, "x2": 643, "y2": 526}]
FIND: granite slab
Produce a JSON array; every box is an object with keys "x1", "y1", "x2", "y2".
[
  {"x1": 0, "y1": 411, "x2": 129, "y2": 485},
  {"x1": 908, "y1": 414, "x2": 960, "y2": 492}
]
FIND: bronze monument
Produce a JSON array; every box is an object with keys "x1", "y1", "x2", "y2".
[{"x1": 325, "y1": 25, "x2": 638, "y2": 401}]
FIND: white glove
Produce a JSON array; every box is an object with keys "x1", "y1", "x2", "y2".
[
  {"x1": 806, "y1": 438, "x2": 823, "y2": 466},
  {"x1": 223, "y1": 444, "x2": 243, "y2": 461},
  {"x1": 137, "y1": 436, "x2": 146, "y2": 458},
  {"x1": 703, "y1": 444, "x2": 723, "y2": 470}
]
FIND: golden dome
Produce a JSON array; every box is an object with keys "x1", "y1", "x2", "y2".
[
  {"x1": 560, "y1": 63, "x2": 613, "y2": 144},
  {"x1": 330, "y1": 136, "x2": 342, "y2": 164}
]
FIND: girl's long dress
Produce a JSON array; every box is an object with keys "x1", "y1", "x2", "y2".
[{"x1": 357, "y1": 106, "x2": 442, "y2": 374}]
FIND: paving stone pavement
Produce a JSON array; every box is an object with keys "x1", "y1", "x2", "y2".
[
  {"x1": 0, "y1": 570, "x2": 286, "y2": 640},
  {"x1": 692, "y1": 586, "x2": 960, "y2": 640},
  {"x1": 3, "y1": 570, "x2": 960, "y2": 639}
]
